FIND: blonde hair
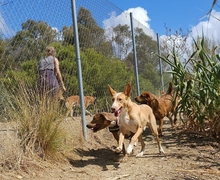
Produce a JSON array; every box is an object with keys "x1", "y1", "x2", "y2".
[{"x1": 45, "y1": 46, "x2": 56, "y2": 56}]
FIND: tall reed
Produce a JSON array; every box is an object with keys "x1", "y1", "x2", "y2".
[{"x1": 161, "y1": 37, "x2": 220, "y2": 137}]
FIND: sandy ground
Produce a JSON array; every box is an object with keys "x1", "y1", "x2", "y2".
[{"x1": 0, "y1": 116, "x2": 220, "y2": 180}]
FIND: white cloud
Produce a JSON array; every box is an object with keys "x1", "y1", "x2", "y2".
[
  {"x1": 103, "y1": 7, "x2": 220, "y2": 61},
  {"x1": 52, "y1": 27, "x2": 63, "y2": 41},
  {"x1": 102, "y1": 7, "x2": 157, "y2": 59},
  {"x1": 125, "y1": 7, "x2": 151, "y2": 29},
  {"x1": 190, "y1": 10, "x2": 220, "y2": 45},
  {"x1": 160, "y1": 10, "x2": 220, "y2": 62},
  {"x1": 103, "y1": 7, "x2": 156, "y2": 40}
]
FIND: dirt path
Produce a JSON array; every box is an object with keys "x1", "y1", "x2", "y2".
[{"x1": 0, "y1": 117, "x2": 220, "y2": 180}]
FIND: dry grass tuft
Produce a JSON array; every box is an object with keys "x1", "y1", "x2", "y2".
[{"x1": 0, "y1": 82, "x2": 68, "y2": 170}]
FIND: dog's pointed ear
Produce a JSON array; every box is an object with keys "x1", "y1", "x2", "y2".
[
  {"x1": 166, "y1": 82, "x2": 173, "y2": 94},
  {"x1": 108, "y1": 84, "x2": 116, "y2": 96},
  {"x1": 124, "y1": 83, "x2": 131, "y2": 97}
]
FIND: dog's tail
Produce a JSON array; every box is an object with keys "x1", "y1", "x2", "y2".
[
  {"x1": 171, "y1": 91, "x2": 180, "y2": 112},
  {"x1": 166, "y1": 82, "x2": 173, "y2": 95}
]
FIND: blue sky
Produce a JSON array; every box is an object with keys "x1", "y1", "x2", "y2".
[
  {"x1": 107, "y1": 0, "x2": 219, "y2": 36},
  {"x1": 0, "y1": 0, "x2": 219, "y2": 45}
]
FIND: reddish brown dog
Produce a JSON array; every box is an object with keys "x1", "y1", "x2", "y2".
[{"x1": 135, "y1": 82, "x2": 178, "y2": 136}]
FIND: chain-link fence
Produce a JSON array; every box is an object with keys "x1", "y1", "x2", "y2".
[
  {"x1": 0, "y1": 0, "x2": 167, "y2": 159},
  {"x1": 0, "y1": 0, "x2": 160, "y2": 118}
]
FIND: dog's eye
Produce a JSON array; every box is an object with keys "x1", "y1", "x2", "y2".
[
  {"x1": 118, "y1": 98, "x2": 122, "y2": 101},
  {"x1": 112, "y1": 98, "x2": 115, "y2": 102}
]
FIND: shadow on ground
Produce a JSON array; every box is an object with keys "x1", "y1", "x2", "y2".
[{"x1": 67, "y1": 148, "x2": 121, "y2": 171}]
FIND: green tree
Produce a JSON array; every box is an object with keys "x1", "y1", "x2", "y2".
[
  {"x1": 113, "y1": 24, "x2": 132, "y2": 60},
  {"x1": 62, "y1": 26, "x2": 74, "y2": 45},
  {"x1": 0, "y1": 38, "x2": 13, "y2": 76},
  {"x1": 125, "y1": 27, "x2": 163, "y2": 90},
  {"x1": 77, "y1": 7, "x2": 105, "y2": 51},
  {"x1": 9, "y1": 19, "x2": 58, "y2": 64},
  {"x1": 0, "y1": 38, "x2": 6, "y2": 59},
  {"x1": 135, "y1": 28, "x2": 158, "y2": 67},
  {"x1": 62, "y1": 7, "x2": 113, "y2": 56}
]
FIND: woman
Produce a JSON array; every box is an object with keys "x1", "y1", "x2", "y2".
[{"x1": 37, "y1": 46, "x2": 66, "y2": 97}]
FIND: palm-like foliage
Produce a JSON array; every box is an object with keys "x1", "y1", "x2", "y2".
[{"x1": 161, "y1": 37, "x2": 220, "y2": 137}]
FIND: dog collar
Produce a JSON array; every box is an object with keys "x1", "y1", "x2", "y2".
[
  {"x1": 109, "y1": 121, "x2": 119, "y2": 132},
  {"x1": 109, "y1": 125, "x2": 119, "y2": 132}
]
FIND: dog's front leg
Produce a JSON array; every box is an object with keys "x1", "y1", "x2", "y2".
[
  {"x1": 85, "y1": 109, "x2": 92, "y2": 116},
  {"x1": 115, "y1": 128, "x2": 125, "y2": 154},
  {"x1": 127, "y1": 127, "x2": 143, "y2": 155}
]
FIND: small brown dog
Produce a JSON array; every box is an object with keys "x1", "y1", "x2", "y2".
[
  {"x1": 86, "y1": 112, "x2": 134, "y2": 157},
  {"x1": 58, "y1": 90, "x2": 96, "y2": 118},
  {"x1": 65, "y1": 95, "x2": 96, "y2": 118},
  {"x1": 135, "y1": 82, "x2": 178, "y2": 136}
]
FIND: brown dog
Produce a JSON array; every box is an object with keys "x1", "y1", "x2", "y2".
[
  {"x1": 135, "y1": 82, "x2": 178, "y2": 136},
  {"x1": 65, "y1": 95, "x2": 96, "y2": 118},
  {"x1": 58, "y1": 90, "x2": 97, "y2": 118},
  {"x1": 108, "y1": 83, "x2": 164, "y2": 158},
  {"x1": 86, "y1": 112, "x2": 134, "y2": 157}
]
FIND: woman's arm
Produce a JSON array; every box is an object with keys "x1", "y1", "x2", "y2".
[{"x1": 54, "y1": 57, "x2": 66, "y2": 91}]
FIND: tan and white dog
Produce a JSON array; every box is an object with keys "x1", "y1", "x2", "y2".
[
  {"x1": 58, "y1": 90, "x2": 96, "y2": 118},
  {"x1": 108, "y1": 83, "x2": 164, "y2": 158},
  {"x1": 65, "y1": 95, "x2": 96, "y2": 118}
]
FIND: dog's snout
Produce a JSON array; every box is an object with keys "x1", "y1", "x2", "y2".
[
  {"x1": 86, "y1": 124, "x2": 91, "y2": 128},
  {"x1": 111, "y1": 107, "x2": 115, "y2": 113}
]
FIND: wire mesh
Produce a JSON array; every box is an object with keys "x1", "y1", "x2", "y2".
[
  {"x1": 0, "y1": 0, "x2": 158, "y2": 117},
  {"x1": 0, "y1": 1, "x2": 219, "y2": 168}
]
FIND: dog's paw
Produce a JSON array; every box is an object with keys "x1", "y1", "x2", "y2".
[
  {"x1": 158, "y1": 134, "x2": 163, "y2": 138},
  {"x1": 136, "y1": 152, "x2": 144, "y2": 157},
  {"x1": 126, "y1": 144, "x2": 133, "y2": 154},
  {"x1": 115, "y1": 147, "x2": 122, "y2": 153},
  {"x1": 159, "y1": 147, "x2": 165, "y2": 154},
  {"x1": 134, "y1": 141, "x2": 138, "y2": 146},
  {"x1": 112, "y1": 146, "x2": 121, "y2": 154}
]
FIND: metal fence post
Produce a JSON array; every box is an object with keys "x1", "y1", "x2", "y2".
[
  {"x1": 157, "y1": 33, "x2": 164, "y2": 93},
  {"x1": 70, "y1": 0, "x2": 87, "y2": 141},
  {"x1": 130, "y1": 12, "x2": 140, "y2": 96}
]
